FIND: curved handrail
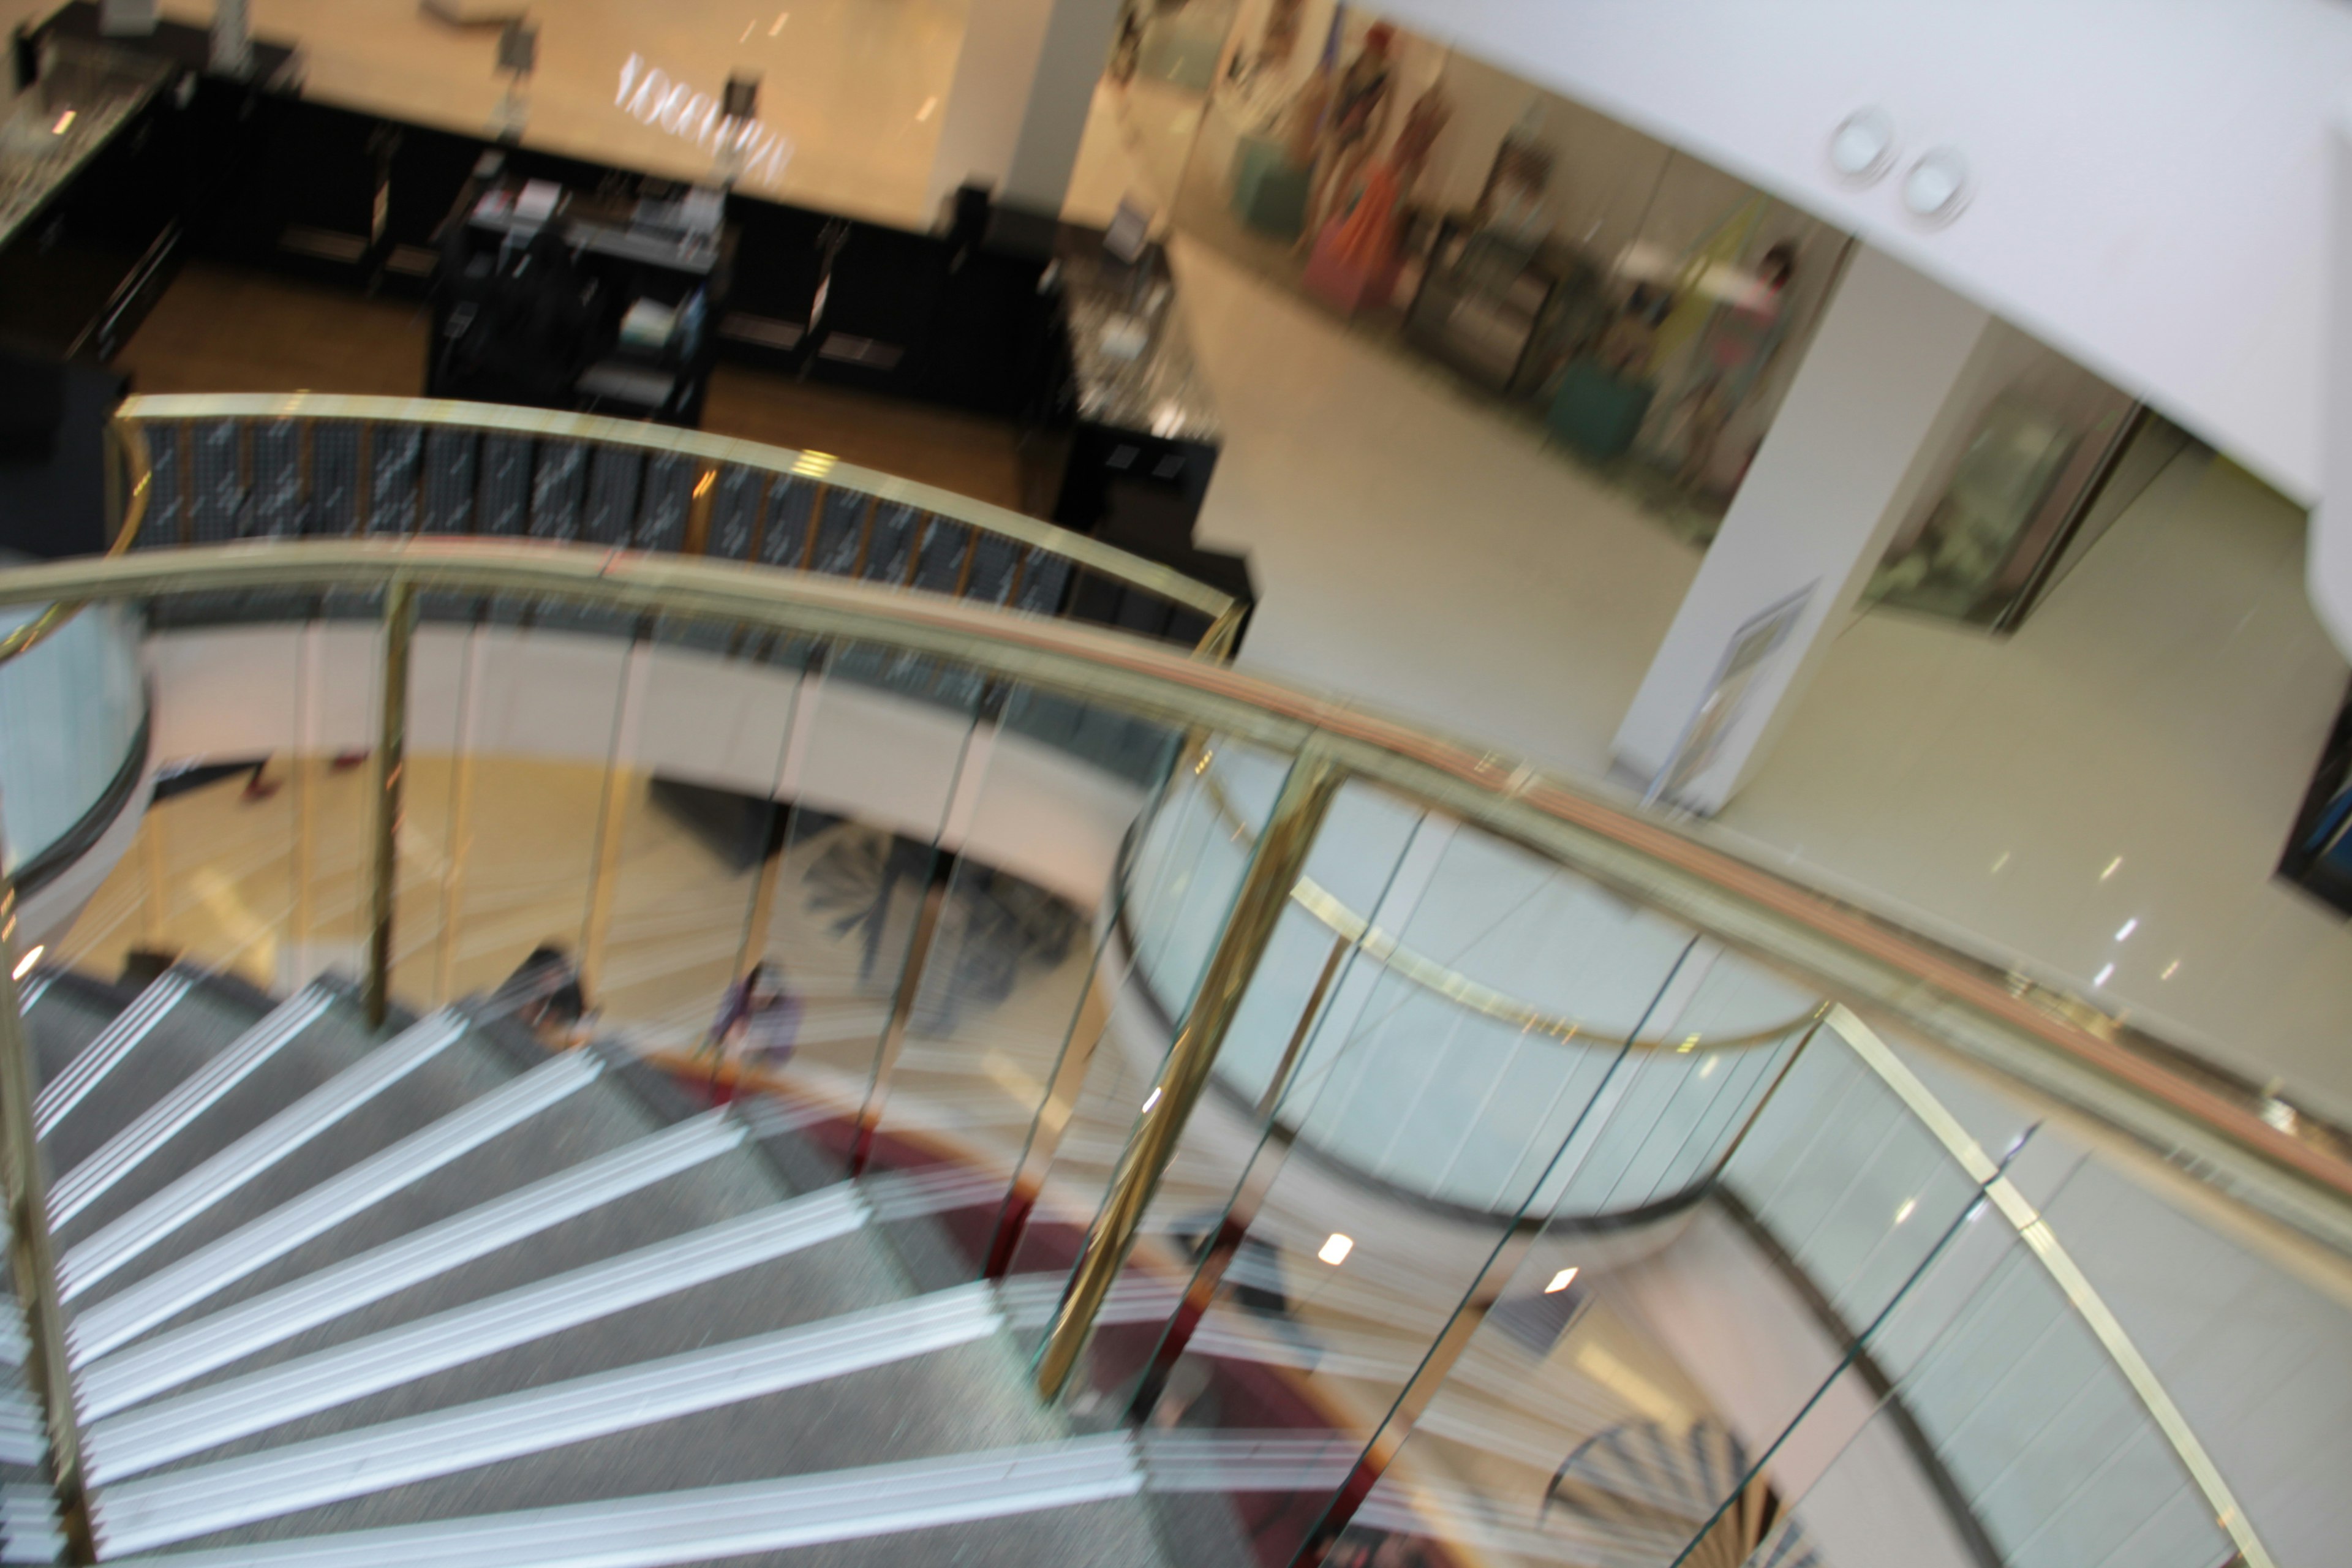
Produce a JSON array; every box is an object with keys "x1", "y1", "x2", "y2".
[
  {"x1": 0, "y1": 420, "x2": 151, "y2": 666},
  {"x1": 0, "y1": 536, "x2": 2343, "y2": 1239},
  {"x1": 108, "y1": 394, "x2": 1245, "y2": 655}
]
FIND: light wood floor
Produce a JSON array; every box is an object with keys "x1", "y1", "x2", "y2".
[{"x1": 114, "y1": 261, "x2": 1027, "y2": 510}]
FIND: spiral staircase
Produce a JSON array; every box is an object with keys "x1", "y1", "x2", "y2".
[{"x1": 9, "y1": 962, "x2": 1177, "y2": 1566}]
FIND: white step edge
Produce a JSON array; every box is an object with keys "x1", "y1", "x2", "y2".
[
  {"x1": 1138, "y1": 1430, "x2": 1363, "y2": 1492},
  {"x1": 75, "y1": 1110, "x2": 745, "y2": 1423},
  {"x1": 94, "y1": 1280, "x2": 1008, "y2": 1556},
  {"x1": 33, "y1": 973, "x2": 193, "y2": 1138},
  {"x1": 102, "y1": 1433, "x2": 1142, "y2": 1568},
  {"x1": 48, "y1": 987, "x2": 333, "y2": 1229},
  {"x1": 16, "y1": 973, "x2": 52, "y2": 1011},
  {"x1": 69, "y1": 1051, "x2": 601, "y2": 1367},
  {"x1": 88, "y1": 1180, "x2": 870, "y2": 1482},
  {"x1": 0, "y1": 1478, "x2": 64, "y2": 1566},
  {"x1": 60, "y1": 1011, "x2": 470, "y2": 1302}
]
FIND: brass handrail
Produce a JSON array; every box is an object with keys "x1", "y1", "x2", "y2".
[
  {"x1": 109, "y1": 393, "x2": 1240, "y2": 641},
  {"x1": 0, "y1": 420, "x2": 151, "y2": 666},
  {"x1": 0, "y1": 537, "x2": 2339, "y2": 1238}
]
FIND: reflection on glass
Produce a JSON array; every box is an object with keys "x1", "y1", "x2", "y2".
[
  {"x1": 1169, "y1": 0, "x2": 1850, "y2": 539},
  {"x1": 846, "y1": 685, "x2": 1180, "y2": 1291},
  {"x1": 1868, "y1": 326, "x2": 2147, "y2": 628}
]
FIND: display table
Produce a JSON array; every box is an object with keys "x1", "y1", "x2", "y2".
[{"x1": 428, "y1": 168, "x2": 734, "y2": 427}]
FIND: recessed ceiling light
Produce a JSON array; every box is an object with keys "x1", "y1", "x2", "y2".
[
  {"x1": 1317, "y1": 1233, "x2": 1354, "y2": 1265},
  {"x1": 1544, "y1": 1267, "x2": 1579, "y2": 1294},
  {"x1": 1828, "y1": 107, "x2": 1896, "y2": 185},
  {"x1": 1902, "y1": 148, "x2": 1970, "y2": 225}
]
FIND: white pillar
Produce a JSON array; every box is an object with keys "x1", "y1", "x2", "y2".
[
  {"x1": 926, "y1": 0, "x2": 1121, "y2": 219},
  {"x1": 2313, "y1": 110, "x2": 2352, "y2": 660},
  {"x1": 1613, "y1": 246, "x2": 1997, "y2": 813}
]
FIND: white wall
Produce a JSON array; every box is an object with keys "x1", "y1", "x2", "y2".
[{"x1": 146, "y1": 624, "x2": 1145, "y2": 911}]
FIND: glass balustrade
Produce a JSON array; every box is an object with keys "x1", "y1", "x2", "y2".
[
  {"x1": 0, "y1": 596, "x2": 142, "y2": 894},
  {"x1": 0, "y1": 408, "x2": 2334, "y2": 1568}
]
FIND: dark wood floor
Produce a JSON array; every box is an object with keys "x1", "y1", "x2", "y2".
[{"x1": 113, "y1": 261, "x2": 1028, "y2": 510}]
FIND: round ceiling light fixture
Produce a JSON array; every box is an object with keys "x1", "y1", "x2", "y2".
[
  {"x1": 1902, "y1": 147, "x2": 1970, "y2": 225},
  {"x1": 1827, "y1": 107, "x2": 1896, "y2": 184}
]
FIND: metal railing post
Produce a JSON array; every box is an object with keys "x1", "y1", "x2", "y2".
[
  {"x1": 363, "y1": 580, "x2": 417, "y2": 1028},
  {"x1": 0, "y1": 897, "x2": 95, "y2": 1560},
  {"x1": 1033, "y1": 747, "x2": 1341, "y2": 1401}
]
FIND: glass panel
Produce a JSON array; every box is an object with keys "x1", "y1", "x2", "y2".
[
  {"x1": 852, "y1": 685, "x2": 1182, "y2": 1291},
  {"x1": 1123, "y1": 736, "x2": 1291, "y2": 1019},
  {"x1": 721, "y1": 638, "x2": 981, "y2": 1188},
  {"x1": 580, "y1": 616, "x2": 796, "y2": 1058},
  {"x1": 0, "y1": 601, "x2": 144, "y2": 876},
  {"x1": 1091, "y1": 806, "x2": 1727, "y2": 1563},
  {"x1": 423, "y1": 620, "x2": 626, "y2": 1007}
]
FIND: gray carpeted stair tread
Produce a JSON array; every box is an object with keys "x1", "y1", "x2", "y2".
[
  {"x1": 718, "y1": 1497, "x2": 1176, "y2": 1568},
  {"x1": 65, "y1": 1027, "x2": 522, "y2": 1314},
  {"x1": 20, "y1": 976, "x2": 128, "y2": 1093},
  {"x1": 39, "y1": 981, "x2": 266, "y2": 1180},
  {"x1": 131, "y1": 1224, "x2": 910, "y2": 1482},
  {"x1": 53, "y1": 996, "x2": 377, "y2": 1251},
  {"x1": 149, "y1": 1325, "x2": 1131, "y2": 1555},
  {"x1": 121, "y1": 1139, "x2": 797, "y2": 1406},
  {"x1": 116, "y1": 1071, "x2": 662, "y2": 1345}
]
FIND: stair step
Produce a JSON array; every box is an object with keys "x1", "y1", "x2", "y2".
[
  {"x1": 67, "y1": 1050, "x2": 601, "y2": 1368},
  {"x1": 32, "y1": 971, "x2": 192, "y2": 1140},
  {"x1": 75, "y1": 1112, "x2": 748, "y2": 1422},
  {"x1": 59, "y1": 1012, "x2": 472, "y2": 1304},
  {"x1": 89, "y1": 1185, "x2": 876, "y2": 1484},
  {"x1": 104, "y1": 1434, "x2": 1148, "y2": 1567},
  {"x1": 48, "y1": 987, "x2": 334, "y2": 1231},
  {"x1": 93, "y1": 1281, "x2": 1024, "y2": 1554},
  {"x1": 19, "y1": 968, "x2": 136, "y2": 1101}
]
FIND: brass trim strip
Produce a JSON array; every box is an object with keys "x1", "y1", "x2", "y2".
[
  {"x1": 1289, "y1": 873, "x2": 1817, "y2": 1055},
  {"x1": 363, "y1": 581, "x2": 416, "y2": 1028},
  {"x1": 1035, "y1": 748, "x2": 1343, "y2": 1400},
  {"x1": 1824, "y1": 1005, "x2": 2274, "y2": 1568},
  {"x1": 114, "y1": 394, "x2": 1236, "y2": 622}
]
